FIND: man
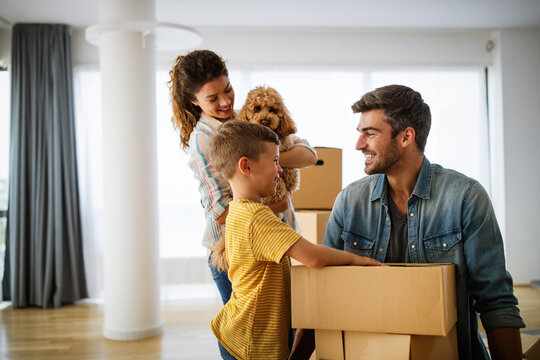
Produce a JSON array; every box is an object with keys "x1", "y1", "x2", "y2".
[{"x1": 321, "y1": 84, "x2": 524, "y2": 359}]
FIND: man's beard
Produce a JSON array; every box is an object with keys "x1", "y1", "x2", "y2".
[{"x1": 365, "y1": 138, "x2": 401, "y2": 175}]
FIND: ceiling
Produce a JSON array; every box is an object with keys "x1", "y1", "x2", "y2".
[{"x1": 1, "y1": 0, "x2": 540, "y2": 31}]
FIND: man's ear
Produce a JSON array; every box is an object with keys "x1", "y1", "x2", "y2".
[
  {"x1": 238, "y1": 157, "x2": 251, "y2": 176},
  {"x1": 400, "y1": 127, "x2": 416, "y2": 148}
]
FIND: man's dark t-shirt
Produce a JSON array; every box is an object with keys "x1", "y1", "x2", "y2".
[{"x1": 384, "y1": 193, "x2": 411, "y2": 263}]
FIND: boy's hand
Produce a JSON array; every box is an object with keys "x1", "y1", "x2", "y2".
[{"x1": 350, "y1": 254, "x2": 381, "y2": 266}]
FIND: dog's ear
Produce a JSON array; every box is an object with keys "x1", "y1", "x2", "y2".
[
  {"x1": 236, "y1": 87, "x2": 260, "y2": 122},
  {"x1": 236, "y1": 97, "x2": 254, "y2": 122},
  {"x1": 277, "y1": 105, "x2": 297, "y2": 136},
  {"x1": 236, "y1": 105, "x2": 247, "y2": 122}
]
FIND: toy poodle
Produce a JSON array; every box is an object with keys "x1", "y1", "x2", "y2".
[{"x1": 236, "y1": 85, "x2": 300, "y2": 204}]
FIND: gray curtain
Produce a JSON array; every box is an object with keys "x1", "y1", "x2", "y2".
[{"x1": 2, "y1": 24, "x2": 88, "y2": 308}]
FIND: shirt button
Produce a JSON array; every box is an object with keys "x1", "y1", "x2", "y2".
[
  {"x1": 411, "y1": 245, "x2": 416, "y2": 249},
  {"x1": 353, "y1": 242, "x2": 358, "y2": 246},
  {"x1": 443, "y1": 243, "x2": 447, "y2": 248},
  {"x1": 379, "y1": 248, "x2": 384, "y2": 253},
  {"x1": 410, "y1": 213, "x2": 414, "y2": 217},
  {"x1": 386, "y1": 217, "x2": 390, "y2": 221}
]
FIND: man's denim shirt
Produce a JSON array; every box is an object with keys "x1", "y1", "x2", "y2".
[{"x1": 324, "y1": 158, "x2": 525, "y2": 360}]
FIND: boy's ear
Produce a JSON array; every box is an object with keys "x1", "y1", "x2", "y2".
[{"x1": 238, "y1": 157, "x2": 251, "y2": 175}]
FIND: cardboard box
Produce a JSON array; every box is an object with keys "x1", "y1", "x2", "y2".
[
  {"x1": 291, "y1": 210, "x2": 331, "y2": 266},
  {"x1": 313, "y1": 326, "x2": 458, "y2": 360},
  {"x1": 291, "y1": 264, "x2": 456, "y2": 336},
  {"x1": 315, "y1": 330, "x2": 344, "y2": 360},
  {"x1": 345, "y1": 331, "x2": 410, "y2": 360},
  {"x1": 522, "y1": 333, "x2": 540, "y2": 360},
  {"x1": 292, "y1": 147, "x2": 342, "y2": 210}
]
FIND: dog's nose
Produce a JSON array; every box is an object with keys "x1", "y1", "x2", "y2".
[{"x1": 261, "y1": 119, "x2": 270, "y2": 127}]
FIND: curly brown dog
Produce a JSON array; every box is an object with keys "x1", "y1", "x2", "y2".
[
  {"x1": 211, "y1": 86, "x2": 301, "y2": 272},
  {"x1": 237, "y1": 86, "x2": 300, "y2": 203}
]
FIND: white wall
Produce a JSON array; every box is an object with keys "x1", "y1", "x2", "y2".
[
  {"x1": 71, "y1": 28, "x2": 493, "y2": 68},
  {"x1": 490, "y1": 29, "x2": 540, "y2": 284}
]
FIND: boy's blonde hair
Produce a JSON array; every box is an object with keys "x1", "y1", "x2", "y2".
[
  {"x1": 209, "y1": 120, "x2": 280, "y2": 180},
  {"x1": 209, "y1": 120, "x2": 280, "y2": 271}
]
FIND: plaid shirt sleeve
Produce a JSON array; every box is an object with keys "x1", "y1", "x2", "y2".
[{"x1": 188, "y1": 124, "x2": 231, "y2": 221}]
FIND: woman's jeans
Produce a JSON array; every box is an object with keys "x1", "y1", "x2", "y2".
[{"x1": 209, "y1": 259, "x2": 232, "y2": 304}]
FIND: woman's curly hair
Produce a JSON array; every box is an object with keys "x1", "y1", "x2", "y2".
[{"x1": 168, "y1": 50, "x2": 229, "y2": 149}]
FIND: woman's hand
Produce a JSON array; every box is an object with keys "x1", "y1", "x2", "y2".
[
  {"x1": 267, "y1": 191, "x2": 291, "y2": 214},
  {"x1": 215, "y1": 208, "x2": 229, "y2": 225}
]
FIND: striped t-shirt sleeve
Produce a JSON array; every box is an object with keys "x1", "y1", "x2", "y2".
[{"x1": 250, "y1": 207, "x2": 301, "y2": 263}]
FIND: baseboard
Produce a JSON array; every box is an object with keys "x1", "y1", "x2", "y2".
[{"x1": 103, "y1": 322, "x2": 164, "y2": 340}]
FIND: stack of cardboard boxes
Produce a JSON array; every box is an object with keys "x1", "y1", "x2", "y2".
[
  {"x1": 290, "y1": 147, "x2": 459, "y2": 359},
  {"x1": 291, "y1": 264, "x2": 459, "y2": 359},
  {"x1": 291, "y1": 147, "x2": 342, "y2": 266}
]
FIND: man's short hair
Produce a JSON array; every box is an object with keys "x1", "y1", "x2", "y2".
[
  {"x1": 209, "y1": 120, "x2": 280, "y2": 179},
  {"x1": 351, "y1": 84, "x2": 431, "y2": 152}
]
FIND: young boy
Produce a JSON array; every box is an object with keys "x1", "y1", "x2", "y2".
[{"x1": 209, "y1": 120, "x2": 380, "y2": 360}]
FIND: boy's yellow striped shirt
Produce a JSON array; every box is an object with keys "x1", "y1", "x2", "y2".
[{"x1": 211, "y1": 199, "x2": 301, "y2": 360}]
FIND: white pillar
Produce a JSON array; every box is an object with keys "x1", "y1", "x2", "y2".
[{"x1": 98, "y1": 0, "x2": 162, "y2": 340}]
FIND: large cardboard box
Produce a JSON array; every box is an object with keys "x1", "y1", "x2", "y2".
[
  {"x1": 291, "y1": 264, "x2": 456, "y2": 336},
  {"x1": 291, "y1": 210, "x2": 332, "y2": 266},
  {"x1": 314, "y1": 326, "x2": 458, "y2": 360},
  {"x1": 292, "y1": 147, "x2": 342, "y2": 210}
]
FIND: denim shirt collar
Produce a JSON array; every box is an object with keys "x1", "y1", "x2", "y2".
[{"x1": 371, "y1": 157, "x2": 432, "y2": 203}]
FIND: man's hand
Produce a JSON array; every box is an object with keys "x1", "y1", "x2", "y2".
[
  {"x1": 289, "y1": 328, "x2": 315, "y2": 360},
  {"x1": 486, "y1": 327, "x2": 522, "y2": 360}
]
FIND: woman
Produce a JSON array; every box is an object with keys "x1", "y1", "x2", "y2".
[{"x1": 168, "y1": 49, "x2": 317, "y2": 305}]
